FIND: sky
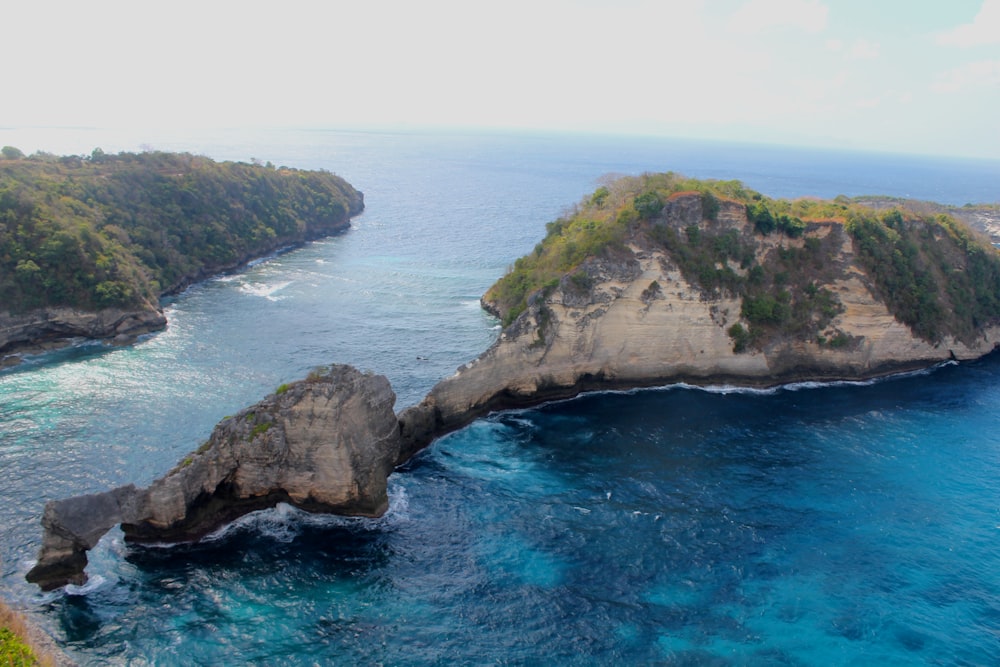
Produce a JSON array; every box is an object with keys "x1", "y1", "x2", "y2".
[{"x1": 4, "y1": 0, "x2": 999, "y2": 159}]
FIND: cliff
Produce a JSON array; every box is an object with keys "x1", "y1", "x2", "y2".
[
  {"x1": 0, "y1": 149, "x2": 363, "y2": 360},
  {"x1": 26, "y1": 365, "x2": 401, "y2": 591},
  {"x1": 27, "y1": 174, "x2": 1000, "y2": 590},
  {"x1": 400, "y1": 177, "x2": 1000, "y2": 451}
]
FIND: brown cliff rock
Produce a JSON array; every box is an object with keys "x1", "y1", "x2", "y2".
[
  {"x1": 400, "y1": 194, "x2": 1000, "y2": 452},
  {"x1": 26, "y1": 365, "x2": 401, "y2": 591}
]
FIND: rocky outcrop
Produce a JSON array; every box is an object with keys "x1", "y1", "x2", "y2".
[
  {"x1": 27, "y1": 188, "x2": 1000, "y2": 590},
  {"x1": 399, "y1": 195, "x2": 1000, "y2": 453},
  {"x1": 0, "y1": 306, "x2": 167, "y2": 360},
  {"x1": 26, "y1": 365, "x2": 401, "y2": 591}
]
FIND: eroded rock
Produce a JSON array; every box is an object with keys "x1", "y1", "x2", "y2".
[{"x1": 26, "y1": 365, "x2": 400, "y2": 591}]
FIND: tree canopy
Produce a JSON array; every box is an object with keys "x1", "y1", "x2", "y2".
[{"x1": 0, "y1": 149, "x2": 362, "y2": 313}]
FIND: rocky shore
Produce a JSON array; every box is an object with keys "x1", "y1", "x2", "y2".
[
  {"x1": 0, "y1": 305, "x2": 167, "y2": 365},
  {"x1": 25, "y1": 189, "x2": 1000, "y2": 591},
  {"x1": 26, "y1": 365, "x2": 401, "y2": 590}
]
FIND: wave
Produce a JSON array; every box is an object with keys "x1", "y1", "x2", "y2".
[
  {"x1": 493, "y1": 361, "x2": 960, "y2": 416},
  {"x1": 138, "y1": 484, "x2": 411, "y2": 551},
  {"x1": 63, "y1": 574, "x2": 107, "y2": 597},
  {"x1": 238, "y1": 280, "x2": 293, "y2": 300}
]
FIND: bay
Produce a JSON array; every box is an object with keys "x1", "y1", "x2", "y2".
[{"x1": 1, "y1": 127, "x2": 999, "y2": 664}]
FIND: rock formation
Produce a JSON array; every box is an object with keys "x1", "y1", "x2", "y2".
[
  {"x1": 0, "y1": 306, "x2": 167, "y2": 363},
  {"x1": 399, "y1": 192, "x2": 1000, "y2": 452},
  {"x1": 26, "y1": 365, "x2": 401, "y2": 591},
  {"x1": 28, "y1": 178, "x2": 1000, "y2": 590}
]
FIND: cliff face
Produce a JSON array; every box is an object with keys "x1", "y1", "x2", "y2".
[
  {"x1": 400, "y1": 194, "x2": 1000, "y2": 448},
  {"x1": 26, "y1": 365, "x2": 401, "y2": 591},
  {"x1": 0, "y1": 305, "x2": 167, "y2": 360},
  {"x1": 27, "y1": 183, "x2": 1000, "y2": 591}
]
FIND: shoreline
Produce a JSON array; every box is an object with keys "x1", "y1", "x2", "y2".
[
  {"x1": 0, "y1": 224, "x2": 357, "y2": 366},
  {"x1": 397, "y1": 352, "x2": 979, "y2": 464}
]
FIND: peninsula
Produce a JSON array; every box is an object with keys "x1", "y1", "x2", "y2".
[
  {"x1": 26, "y1": 172, "x2": 1000, "y2": 590},
  {"x1": 0, "y1": 147, "x2": 363, "y2": 361}
]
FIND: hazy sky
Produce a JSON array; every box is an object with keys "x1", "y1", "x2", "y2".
[{"x1": 5, "y1": 0, "x2": 999, "y2": 158}]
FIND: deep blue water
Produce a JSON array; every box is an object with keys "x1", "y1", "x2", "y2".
[{"x1": 1, "y1": 128, "x2": 1000, "y2": 665}]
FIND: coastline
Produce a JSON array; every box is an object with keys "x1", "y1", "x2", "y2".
[
  {"x1": 0, "y1": 224, "x2": 357, "y2": 366},
  {"x1": 398, "y1": 353, "x2": 976, "y2": 463}
]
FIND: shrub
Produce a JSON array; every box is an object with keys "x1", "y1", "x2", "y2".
[
  {"x1": 701, "y1": 192, "x2": 720, "y2": 221},
  {"x1": 0, "y1": 626, "x2": 35, "y2": 665},
  {"x1": 633, "y1": 192, "x2": 663, "y2": 219},
  {"x1": 728, "y1": 323, "x2": 751, "y2": 353}
]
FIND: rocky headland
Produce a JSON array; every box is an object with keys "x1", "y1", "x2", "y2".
[
  {"x1": 26, "y1": 173, "x2": 1000, "y2": 590},
  {"x1": 0, "y1": 149, "x2": 364, "y2": 364},
  {"x1": 27, "y1": 365, "x2": 400, "y2": 590}
]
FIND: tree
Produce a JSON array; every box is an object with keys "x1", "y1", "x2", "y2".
[{"x1": 633, "y1": 192, "x2": 663, "y2": 219}]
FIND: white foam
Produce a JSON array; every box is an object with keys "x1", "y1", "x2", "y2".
[
  {"x1": 64, "y1": 574, "x2": 107, "y2": 596},
  {"x1": 190, "y1": 485, "x2": 411, "y2": 546},
  {"x1": 513, "y1": 360, "x2": 961, "y2": 410},
  {"x1": 239, "y1": 280, "x2": 293, "y2": 301}
]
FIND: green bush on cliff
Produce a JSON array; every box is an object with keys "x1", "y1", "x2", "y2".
[
  {"x1": 846, "y1": 207, "x2": 1000, "y2": 343},
  {"x1": 0, "y1": 626, "x2": 35, "y2": 666},
  {"x1": 0, "y1": 149, "x2": 362, "y2": 314}
]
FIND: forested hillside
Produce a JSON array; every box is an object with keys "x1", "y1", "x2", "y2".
[{"x1": 0, "y1": 147, "x2": 363, "y2": 314}]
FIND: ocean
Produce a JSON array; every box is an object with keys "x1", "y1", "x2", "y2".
[{"x1": 1, "y1": 127, "x2": 999, "y2": 665}]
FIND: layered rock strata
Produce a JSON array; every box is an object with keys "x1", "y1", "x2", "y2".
[
  {"x1": 399, "y1": 196, "x2": 1000, "y2": 453},
  {"x1": 26, "y1": 365, "x2": 401, "y2": 591},
  {"x1": 27, "y1": 191, "x2": 1000, "y2": 590}
]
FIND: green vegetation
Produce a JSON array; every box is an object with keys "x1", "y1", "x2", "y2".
[
  {"x1": 0, "y1": 626, "x2": 35, "y2": 666},
  {"x1": 484, "y1": 173, "x2": 753, "y2": 326},
  {"x1": 846, "y1": 207, "x2": 1000, "y2": 343},
  {"x1": 306, "y1": 365, "x2": 331, "y2": 382},
  {"x1": 0, "y1": 147, "x2": 362, "y2": 314},
  {"x1": 250, "y1": 421, "x2": 272, "y2": 438},
  {"x1": 485, "y1": 172, "x2": 1000, "y2": 350},
  {"x1": 275, "y1": 383, "x2": 292, "y2": 395},
  {"x1": 1, "y1": 601, "x2": 53, "y2": 666}
]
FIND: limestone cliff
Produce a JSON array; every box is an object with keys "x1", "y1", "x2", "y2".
[
  {"x1": 28, "y1": 175, "x2": 1000, "y2": 590},
  {"x1": 26, "y1": 365, "x2": 401, "y2": 591},
  {"x1": 400, "y1": 185, "x2": 1000, "y2": 452}
]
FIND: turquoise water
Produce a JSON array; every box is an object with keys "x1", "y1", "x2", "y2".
[{"x1": 2, "y1": 128, "x2": 1000, "y2": 664}]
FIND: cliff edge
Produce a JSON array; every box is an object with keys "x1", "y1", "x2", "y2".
[
  {"x1": 27, "y1": 173, "x2": 1000, "y2": 590},
  {"x1": 400, "y1": 175, "x2": 1000, "y2": 452},
  {"x1": 26, "y1": 365, "x2": 401, "y2": 591}
]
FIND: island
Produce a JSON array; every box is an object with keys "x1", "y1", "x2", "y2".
[
  {"x1": 25, "y1": 172, "x2": 1000, "y2": 590},
  {"x1": 0, "y1": 147, "x2": 363, "y2": 362}
]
